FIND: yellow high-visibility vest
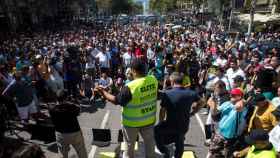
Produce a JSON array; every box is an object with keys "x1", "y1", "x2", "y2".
[
  {"x1": 246, "y1": 145, "x2": 277, "y2": 158},
  {"x1": 123, "y1": 75, "x2": 158, "y2": 127}
]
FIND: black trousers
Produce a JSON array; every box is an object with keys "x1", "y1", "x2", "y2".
[
  {"x1": 154, "y1": 122, "x2": 185, "y2": 158},
  {"x1": 66, "y1": 80, "x2": 79, "y2": 98}
]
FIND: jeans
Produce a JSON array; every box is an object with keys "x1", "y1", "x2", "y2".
[
  {"x1": 56, "y1": 131, "x2": 87, "y2": 158},
  {"x1": 66, "y1": 80, "x2": 79, "y2": 98},
  {"x1": 122, "y1": 125, "x2": 155, "y2": 158},
  {"x1": 154, "y1": 122, "x2": 185, "y2": 158}
]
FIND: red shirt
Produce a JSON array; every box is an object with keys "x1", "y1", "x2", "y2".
[{"x1": 135, "y1": 47, "x2": 143, "y2": 58}]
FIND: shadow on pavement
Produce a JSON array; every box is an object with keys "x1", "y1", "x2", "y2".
[
  {"x1": 80, "y1": 99, "x2": 106, "y2": 113},
  {"x1": 47, "y1": 143, "x2": 58, "y2": 153},
  {"x1": 184, "y1": 143, "x2": 197, "y2": 147}
]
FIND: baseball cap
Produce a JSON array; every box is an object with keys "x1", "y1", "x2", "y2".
[
  {"x1": 245, "y1": 129, "x2": 269, "y2": 145},
  {"x1": 233, "y1": 75, "x2": 244, "y2": 83},
  {"x1": 254, "y1": 94, "x2": 266, "y2": 103},
  {"x1": 230, "y1": 88, "x2": 243, "y2": 96}
]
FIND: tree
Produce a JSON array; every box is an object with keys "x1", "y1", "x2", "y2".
[
  {"x1": 130, "y1": 1, "x2": 144, "y2": 15},
  {"x1": 96, "y1": 0, "x2": 113, "y2": 15},
  {"x1": 271, "y1": 0, "x2": 280, "y2": 14},
  {"x1": 192, "y1": 0, "x2": 204, "y2": 12},
  {"x1": 248, "y1": 0, "x2": 256, "y2": 34},
  {"x1": 150, "y1": 0, "x2": 178, "y2": 13},
  {"x1": 112, "y1": 0, "x2": 131, "y2": 15}
]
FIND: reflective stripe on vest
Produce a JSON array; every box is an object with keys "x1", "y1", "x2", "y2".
[
  {"x1": 123, "y1": 111, "x2": 157, "y2": 121},
  {"x1": 123, "y1": 75, "x2": 158, "y2": 127}
]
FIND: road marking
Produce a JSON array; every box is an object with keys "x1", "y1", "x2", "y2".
[
  {"x1": 182, "y1": 151, "x2": 195, "y2": 158},
  {"x1": 99, "y1": 152, "x2": 116, "y2": 158},
  {"x1": 195, "y1": 113, "x2": 205, "y2": 138},
  {"x1": 206, "y1": 152, "x2": 211, "y2": 158},
  {"x1": 195, "y1": 113, "x2": 210, "y2": 158},
  {"x1": 88, "y1": 110, "x2": 110, "y2": 158}
]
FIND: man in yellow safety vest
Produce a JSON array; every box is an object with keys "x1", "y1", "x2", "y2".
[
  {"x1": 234, "y1": 129, "x2": 277, "y2": 158},
  {"x1": 95, "y1": 58, "x2": 158, "y2": 158}
]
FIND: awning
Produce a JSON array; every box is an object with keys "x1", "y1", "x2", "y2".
[{"x1": 237, "y1": 13, "x2": 280, "y2": 23}]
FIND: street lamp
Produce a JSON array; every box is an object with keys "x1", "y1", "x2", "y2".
[
  {"x1": 248, "y1": 0, "x2": 256, "y2": 35},
  {"x1": 228, "y1": 0, "x2": 236, "y2": 31}
]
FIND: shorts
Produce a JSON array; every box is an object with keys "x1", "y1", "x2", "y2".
[{"x1": 17, "y1": 100, "x2": 37, "y2": 120}]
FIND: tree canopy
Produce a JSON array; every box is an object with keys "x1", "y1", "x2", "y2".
[
  {"x1": 150, "y1": 0, "x2": 178, "y2": 13},
  {"x1": 96, "y1": 0, "x2": 141, "y2": 15}
]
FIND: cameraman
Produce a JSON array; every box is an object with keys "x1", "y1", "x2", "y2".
[
  {"x1": 49, "y1": 98, "x2": 87, "y2": 158},
  {"x1": 63, "y1": 49, "x2": 82, "y2": 99}
]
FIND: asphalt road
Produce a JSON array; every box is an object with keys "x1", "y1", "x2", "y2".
[{"x1": 38, "y1": 100, "x2": 209, "y2": 158}]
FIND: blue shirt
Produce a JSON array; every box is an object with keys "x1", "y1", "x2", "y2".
[
  {"x1": 218, "y1": 101, "x2": 248, "y2": 139},
  {"x1": 155, "y1": 53, "x2": 163, "y2": 68}
]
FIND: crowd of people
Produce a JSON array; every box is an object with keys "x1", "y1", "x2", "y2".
[{"x1": 1, "y1": 17, "x2": 280, "y2": 158}]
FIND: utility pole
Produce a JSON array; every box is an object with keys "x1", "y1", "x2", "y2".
[
  {"x1": 248, "y1": 0, "x2": 256, "y2": 35},
  {"x1": 228, "y1": 0, "x2": 235, "y2": 31}
]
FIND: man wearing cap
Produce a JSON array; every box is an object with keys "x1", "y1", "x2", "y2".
[
  {"x1": 209, "y1": 88, "x2": 248, "y2": 158},
  {"x1": 248, "y1": 94, "x2": 278, "y2": 133},
  {"x1": 241, "y1": 129, "x2": 276, "y2": 158}
]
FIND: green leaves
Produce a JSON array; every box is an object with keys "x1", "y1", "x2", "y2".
[
  {"x1": 112, "y1": 0, "x2": 131, "y2": 14},
  {"x1": 150, "y1": 0, "x2": 178, "y2": 13}
]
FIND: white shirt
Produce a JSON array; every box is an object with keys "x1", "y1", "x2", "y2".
[
  {"x1": 85, "y1": 56, "x2": 95, "y2": 69},
  {"x1": 226, "y1": 68, "x2": 246, "y2": 88},
  {"x1": 91, "y1": 48, "x2": 99, "y2": 58},
  {"x1": 98, "y1": 77, "x2": 113, "y2": 88},
  {"x1": 48, "y1": 67, "x2": 64, "y2": 96},
  {"x1": 239, "y1": 41, "x2": 246, "y2": 50},
  {"x1": 122, "y1": 52, "x2": 133, "y2": 67},
  {"x1": 147, "y1": 48, "x2": 155, "y2": 60},
  {"x1": 272, "y1": 97, "x2": 280, "y2": 107},
  {"x1": 214, "y1": 58, "x2": 228, "y2": 67},
  {"x1": 96, "y1": 52, "x2": 111, "y2": 68},
  {"x1": 269, "y1": 124, "x2": 280, "y2": 152},
  {"x1": 205, "y1": 74, "x2": 216, "y2": 90}
]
